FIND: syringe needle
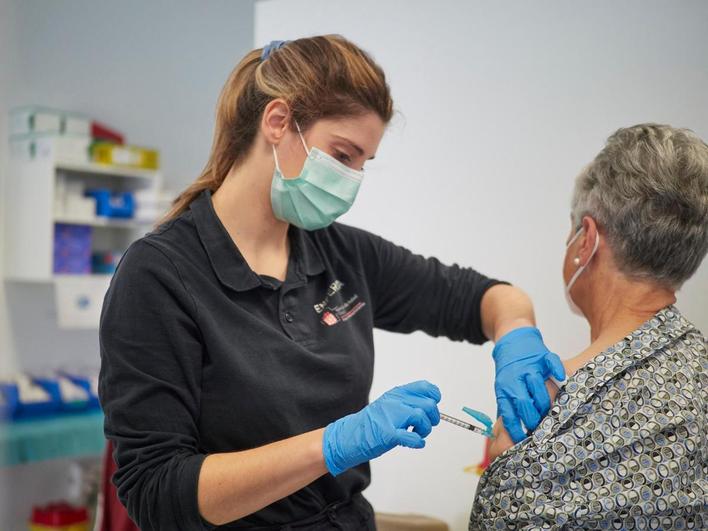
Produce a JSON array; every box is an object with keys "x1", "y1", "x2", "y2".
[{"x1": 440, "y1": 412, "x2": 489, "y2": 437}]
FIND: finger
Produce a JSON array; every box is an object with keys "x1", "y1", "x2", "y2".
[
  {"x1": 498, "y1": 397, "x2": 525, "y2": 443},
  {"x1": 400, "y1": 395, "x2": 440, "y2": 425},
  {"x1": 517, "y1": 398, "x2": 541, "y2": 432},
  {"x1": 400, "y1": 380, "x2": 442, "y2": 402},
  {"x1": 545, "y1": 353, "x2": 567, "y2": 382},
  {"x1": 406, "y1": 408, "x2": 433, "y2": 438},
  {"x1": 525, "y1": 372, "x2": 551, "y2": 416},
  {"x1": 394, "y1": 429, "x2": 426, "y2": 449}
]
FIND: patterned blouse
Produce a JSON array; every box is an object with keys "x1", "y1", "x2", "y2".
[{"x1": 470, "y1": 306, "x2": 707, "y2": 530}]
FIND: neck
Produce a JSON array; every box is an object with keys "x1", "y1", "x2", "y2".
[
  {"x1": 211, "y1": 152, "x2": 290, "y2": 262},
  {"x1": 573, "y1": 273, "x2": 676, "y2": 367}
]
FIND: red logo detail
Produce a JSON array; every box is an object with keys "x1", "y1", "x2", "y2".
[{"x1": 322, "y1": 312, "x2": 339, "y2": 326}]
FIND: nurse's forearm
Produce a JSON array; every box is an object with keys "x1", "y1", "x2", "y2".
[
  {"x1": 480, "y1": 284, "x2": 536, "y2": 341},
  {"x1": 197, "y1": 428, "x2": 328, "y2": 525}
]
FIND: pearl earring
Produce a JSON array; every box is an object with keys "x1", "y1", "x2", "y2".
[{"x1": 573, "y1": 257, "x2": 581, "y2": 266}]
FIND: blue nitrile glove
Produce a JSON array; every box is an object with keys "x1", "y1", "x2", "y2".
[
  {"x1": 322, "y1": 380, "x2": 441, "y2": 476},
  {"x1": 493, "y1": 326, "x2": 565, "y2": 444}
]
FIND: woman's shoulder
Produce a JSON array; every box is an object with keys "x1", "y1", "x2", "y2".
[
  {"x1": 142, "y1": 210, "x2": 200, "y2": 257},
  {"x1": 653, "y1": 306, "x2": 705, "y2": 367},
  {"x1": 308, "y1": 222, "x2": 386, "y2": 265},
  {"x1": 117, "y1": 212, "x2": 202, "y2": 276},
  {"x1": 315, "y1": 221, "x2": 380, "y2": 246},
  {"x1": 110, "y1": 238, "x2": 178, "y2": 292}
]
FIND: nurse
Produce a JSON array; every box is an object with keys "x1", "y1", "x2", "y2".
[{"x1": 99, "y1": 35, "x2": 564, "y2": 530}]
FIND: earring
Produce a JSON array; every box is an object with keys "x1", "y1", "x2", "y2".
[{"x1": 573, "y1": 257, "x2": 581, "y2": 266}]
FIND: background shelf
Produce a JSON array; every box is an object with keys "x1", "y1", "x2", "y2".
[
  {"x1": 4, "y1": 137, "x2": 161, "y2": 291},
  {"x1": 0, "y1": 411, "x2": 105, "y2": 467},
  {"x1": 54, "y1": 215, "x2": 154, "y2": 229},
  {"x1": 56, "y1": 159, "x2": 158, "y2": 181}
]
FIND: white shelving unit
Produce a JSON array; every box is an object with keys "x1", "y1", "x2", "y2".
[{"x1": 3, "y1": 136, "x2": 161, "y2": 328}]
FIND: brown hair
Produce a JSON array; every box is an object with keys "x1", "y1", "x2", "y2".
[{"x1": 161, "y1": 35, "x2": 393, "y2": 224}]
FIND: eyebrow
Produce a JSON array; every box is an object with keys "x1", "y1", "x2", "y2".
[{"x1": 333, "y1": 134, "x2": 375, "y2": 160}]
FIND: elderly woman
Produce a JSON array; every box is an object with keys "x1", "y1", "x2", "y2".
[{"x1": 470, "y1": 124, "x2": 708, "y2": 530}]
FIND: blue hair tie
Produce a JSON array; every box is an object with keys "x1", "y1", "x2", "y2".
[{"x1": 261, "y1": 40, "x2": 289, "y2": 61}]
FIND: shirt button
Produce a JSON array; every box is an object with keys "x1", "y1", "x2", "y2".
[{"x1": 284, "y1": 311, "x2": 294, "y2": 323}]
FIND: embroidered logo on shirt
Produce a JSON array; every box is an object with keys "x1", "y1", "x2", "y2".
[
  {"x1": 314, "y1": 279, "x2": 344, "y2": 314},
  {"x1": 322, "y1": 311, "x2": 339, "y2": 326},
  {"x1": 314, "y1": 280, "x2": 366, "y2": 326}
]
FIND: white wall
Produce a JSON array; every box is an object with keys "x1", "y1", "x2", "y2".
[
  {"x1": 255, "y1": 1, "x2": 708, "y2": 529},
  {"x1": 0, "y1": 0, "x2": 19, "y2": 375}
]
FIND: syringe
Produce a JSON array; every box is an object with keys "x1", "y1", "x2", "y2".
[{"x1": 440, "y1": 412, "x2": 492, "y2": 437}]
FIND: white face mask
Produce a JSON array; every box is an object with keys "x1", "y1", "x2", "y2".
[{"x1": 564, "y1": 227, "x2": 600, "y2": 316}]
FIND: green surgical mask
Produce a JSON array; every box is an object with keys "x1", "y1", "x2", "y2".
[{"x1": 270, "y1": 123, "x2": 364, "y2": 230}]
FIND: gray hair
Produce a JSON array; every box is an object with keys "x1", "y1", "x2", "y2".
[{"x1": 571, "y1": 123, "x2": 708, "y2": 288}]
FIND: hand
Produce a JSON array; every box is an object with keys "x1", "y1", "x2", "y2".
[
  {"x1": 322, "y1": 380, "x2": 441, "y2": 476},
  {"x1": 493, "y1": 327, "x2": 565, "y2": 443}
]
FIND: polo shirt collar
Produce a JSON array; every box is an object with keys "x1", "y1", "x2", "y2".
[{"x1": 190, "y1": 190, "x2": 324, "y2": 292}]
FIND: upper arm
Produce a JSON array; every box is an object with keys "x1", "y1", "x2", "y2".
[
  {"x1": 488, "y1": 378, "x2": 561, "y2": 461},
  {"x1": 99, "y1": 240, "x2": 210, "y2": 530},
  {"x1": 347, "y1": 225, "x2": 503, "y2": 343}
]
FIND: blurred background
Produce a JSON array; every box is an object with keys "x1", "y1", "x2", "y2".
[{"x1": 0, "y1": 1, "x2": 706, "y2": 529}]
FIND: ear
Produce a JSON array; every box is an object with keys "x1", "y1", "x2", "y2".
[
  {"x1": 260, "y1": 98, "x2": 291, "y2": 145},
  {"x1": 577, "y1": 216, "x2": 600, "y2": 265}
]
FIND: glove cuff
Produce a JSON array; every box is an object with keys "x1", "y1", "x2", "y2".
[
  {"x1": 492, "y1": 326, "x2": 543, "y2": 363},
  {"x1": 322, "y1": 421, "x2": 345, "y2": 477}
]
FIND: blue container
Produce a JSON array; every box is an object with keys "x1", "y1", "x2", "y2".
[
  {"x1": 85, "y1": 189, "x2": 135, "y2": 218},
  {"x1": 34, "y1": 376, "x2": 91, "y2": 413},
  {"x1": 56, "y1": 371, "x2": 101, "y2": 411},
  {"x1": 0, "y1": 383, "x2": 18, "y2": 420},
  {"x1": 0, "y1": 380, "x2": 60, "y2": 420},
  {"x1": 53, "y1": 224, "x2": 92, "y2": 274},
  {"x1": 91, "y1": 250, "x2": 122, "y2": 274}
]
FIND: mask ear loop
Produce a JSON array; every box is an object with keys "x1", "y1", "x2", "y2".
[
  {"x1": 294, "y1": 121, "x2": 310, "y2": 155},
  {"x1": 567, "y1": 226, "x2": 584, "y2": 248},
  {"x1": 272, "y1": 120, "x2": 309, "y2": 174},
  {"x1": 271, "y1": 145, "x2": 282, "y2": 174}
]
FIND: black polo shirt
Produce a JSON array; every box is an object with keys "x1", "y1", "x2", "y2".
[{"x1": 99, "y1": 190, "x2": 503, "y2": 530}]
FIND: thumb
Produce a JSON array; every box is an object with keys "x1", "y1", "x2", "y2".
[
  {"x1": 394, "y1": 429, "x2": 426, "y2": 449},
  {"x1": 498, "y1": 397, "x2": 526, "y2": 444},
  {"x1": 545, "y1": 353, "x2": 567, "y2": 382}
]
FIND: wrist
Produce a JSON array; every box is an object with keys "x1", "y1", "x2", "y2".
[
  {"x1": 493, "y1": 318, "x2": 536, "y2": 342},
  {"x1": 492, "y1": 326, "x2": 544, "y2": 364},
  {"x1": 322, "y1": 421, "x2": 344, "y2": 476},
  {"x1": 308, "y1": 427, "x2": 327, "y2": 473}
]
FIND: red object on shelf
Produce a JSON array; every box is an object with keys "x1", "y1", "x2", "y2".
[
  {"x1": 30, "y1": 502, "x2": 89, "y2": 526},
  {"x1": 91, "y1": 122, "x2": 124, "y2": 144}
]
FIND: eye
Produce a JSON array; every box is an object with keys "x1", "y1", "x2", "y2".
[{"x1": 334, "y1": 150, "x2": 352, "y2": 164}]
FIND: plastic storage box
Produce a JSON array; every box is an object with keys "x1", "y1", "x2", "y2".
[
  {"x1": 0, "y1": 376, "x2": 59, "y2": 420},
  {"x1": 91, "y1": 141, "x2": 159, "y2": 169},
  {"x1": 10, "y1": 106, "x2": 90, "y2": 136},
  {"x1": 53, "y1": 224, "x2": 92, "y2": 274},
  {"x1": 29, "y1": 503, "x2": 89, "y2": 531},
  {"x1": 84, "y1": 189, "x2": 135, "y2": 218},
  {"x1": 91, "y1": 250, "x2": 123, "y2": 274}
]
